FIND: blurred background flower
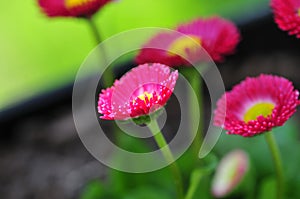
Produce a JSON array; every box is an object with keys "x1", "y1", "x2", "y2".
[
  {"x1": 136, "y1": 16, "x2": 240, "y2": 67},
  {"x1": 271, "y1": 0, "x2": 300, "y2": 38},
  {"x1": 211, "y1": 150, "x2": 249, "y2": 198},
  {"x1": 38, "y1": 0, "x2": 113, "y2": 17},
  {"x1": 176, "y1": 16, "x2": 240, "y2": 63}
]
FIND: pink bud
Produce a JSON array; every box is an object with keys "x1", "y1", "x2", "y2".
[{"x1": 212, "y1": 150, "x2": 249, "y2": 197}]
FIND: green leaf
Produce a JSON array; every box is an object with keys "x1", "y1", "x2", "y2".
[
  {"x1": 109, "y1": 167, "x2": 173, "y2": 197},
  {"x1": 80, "y1": 181, "x2": 107, "y2": 199},
  {"x1": 257, "y1": 177, "x2": 276, "y2": 199},
  {"x1": 123, "y1": 186, "x2": 173, "y2": 199},
  {"x1": 107, "y1": 127, "x2": 174, "y2": 196},
  {"x1": 213, "y1": 119, "x2": 300, "y2": 177}
]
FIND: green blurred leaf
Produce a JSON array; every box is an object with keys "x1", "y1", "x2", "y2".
[
  {"x1": 213, "y1": 119, "x2": 300, "y2": 177},
  {"x1": 109, "y1": 168, "x2": 173, "y2": 197},
  {"x1": 108, "y1": 130, "x2": 173, "y2": 196},
  {"x1": 80, "y1": 181, "x2": 109, "y2": 199},
  {"x1": 257, "y1": 177, "x2": 276, "y2": 199},
  {"x1": 114, "y1": 130, "x2": 152, "y2": 153},
  {"x1": 123, "y1": 186, "x2": 173, "y2": 199},
  {"x1": 214, "y1": 119, "x2": 300, "y2": 198},
  {"x1": 284, "y1": 147, "x2": 300, "y2": 199}
]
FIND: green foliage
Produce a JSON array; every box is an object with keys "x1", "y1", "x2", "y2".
[
  {"x1": 80, "y1": 181, "x2": 115, "y2": 199},
  {"x1": 213, "y1": 118, "x2": 300, "y2": 198},
  {"x1": 185, "y1": 154, "x2": 218, "y2": 199},
  {"x1": 257, "y1": 177, "x2": 276, "y2": 199},
  {"x1": 214, "y1": 119, "x2": 299, "y2": 176},
  {"x1": 108, "y1": 131, "x2": 174, "y2": 196},
  {"x1": 81, "y1": 129, "x2": 174, "y2": 199},
  {"x1": 81, "y1": 118, "x2": 300, "y2": 198},
  {"x1": 123, "y1": 186, "x2": 173, "y2": 199}
]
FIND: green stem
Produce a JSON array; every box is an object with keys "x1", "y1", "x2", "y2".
[
  {"x1": 185, "y1": 170, "x2": 202, "y2": 199},
  {"x1": 264, "y1": 131, "x2": 284, "y2": 199},
  {"x1": 190, "y1": 70, "x2": 204, "y2": 154},
  {"x1": 86, "y1": 16, "x2": 102, "y2": 45},
  {"x1": 148, "y1": 120, "x2": 184, "y2": 199},
  {"x1": 181, "y1": 67, "x2": 204, "y2": 163},
  {"x1": 86, "y1": 16, "x2": 114, "y2": 87},
  {"x1": 185, "y1": 154, "x2": 217, "y2": 199}
]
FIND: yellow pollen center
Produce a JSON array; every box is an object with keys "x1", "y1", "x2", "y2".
[
  {"x1": 298, "y1": 8, "x2": 300, "y2": 16},
  {"x1": 137, "y1": 92, "x2": 153, "y2": 102},
  {"x1": 243, "y1": 102, "x2": 275, "y2": 122},
  {"x1": 65, "y1": 0, "x2": 92, "y2": 9},
  {"x1": 167, "y1": 35, "x2": 201, "y2": 58}
]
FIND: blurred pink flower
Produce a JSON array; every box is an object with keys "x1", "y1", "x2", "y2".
[
  {"x1": 38, "y1": 0, "x2": 112, "y2": 17},
  {"x1": 136, "y1": 16, "x2": 240, "y2": 67},
  {"x1": 271, "y1": 0, "x2": 300, "y2": 38}
]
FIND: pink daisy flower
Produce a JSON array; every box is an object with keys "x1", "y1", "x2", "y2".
[
  {"x1": 135, "y1": 16, "x2": 240, "y2": 67},
  {"x1": 271, "y1": 0, "x2": 300, "y2": 38},
  {"x1": 212, "y1": 150, "x2": 249, "y2": 198},
  {"x1": 214, "y1": 74, "x2": 300, "y2": 137},
  {"x1": 98, "y1": 63, "x2": 178, "y2": 120},
  {"x1": 38, "y1": 0, "x2": 112, "y2": 18}
]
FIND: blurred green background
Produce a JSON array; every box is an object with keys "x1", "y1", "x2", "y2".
[{"x1": 0, "y1": 0, "x2": 269, "y2": 111}]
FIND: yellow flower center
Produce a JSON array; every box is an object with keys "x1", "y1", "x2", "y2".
[
  {"x1": 298, "y1": 8, "x2": 300, "y2": 16},
  {"x1": 167, "y1": 35, "x2": 201, "y2": 58},
  {"x1": 65, "y1": 0, "x2": 92, "y2": 9},
  {"x1": 136, "y1": 92, "x2": 153, "y2": 102},
  {"x1": 243, "y1": 102, "x2": 275, "y2": 122}
]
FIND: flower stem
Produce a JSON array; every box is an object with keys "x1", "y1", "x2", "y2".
[
  {"x1": 180, "y1": 67, "x2": 204, "y2": 163},
  {"x1": 190, "y1": 70, "x2": 204, "y2": 155},
  {"x1": 86, "y1": 16, "x2": 114, "y2": 87},
  {"x1": 148, "y1": 119, "x2": 184, "y2": 199},
  {"x1": 185, "y1": 154, "x2": 217, "y2": 199},
  {"x1": 86, "y1": 16, "x2": 102, "y2": 45},
  {"x1": 185, "y1": 170, "x2": 202, "y2": 199},
  {"x1": 264, "y1": 131, "x2": 284, "y2": 199}
]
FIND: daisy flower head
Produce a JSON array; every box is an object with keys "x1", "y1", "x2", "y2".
[
  {"x1": 176, "y1": 16, "x2": 240, "y2": 63},
  {"x1": 214, "y1": 74, "x2": 300, "y2": 137},
  {"x1": 271, "y1": 0, "x2": 300, "y2": 38},
  {"x1": 135, "y1": 31, "x2": 205, "y2": 67},
  {"x1": 38, "y1": 0, "x2": 112, "y2": 18},
  {"x1": 212, "y1": 150, "x2": 249, "y2": 198},
  {"x1": 135, "y1": 16, "x2": 240, "y2": 67},
  {"x1": 98, "y1": 63, "x2": 178, "y2": 122}
]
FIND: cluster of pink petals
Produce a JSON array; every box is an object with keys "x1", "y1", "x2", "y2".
[
  {"x1": 136, "y1": 32, "x2": 193, "y2": 67},
  {"x1": 38, "y1": 0, "x2": 112, "y2": 17},
  {"x1": 214, "y1": 74, "x2": 300, "y2": 137},
  {"x1": 136, "y1": 16, "x2": 240, "y2": 67},
  {"x1": 271, "y1": 0, "x2": 300, "y2": 38},
  {"x1": 177, "y1": 16, "x2": 240, "y2": 63},
  {"x1": 98, "y1": 63, "x2": 178, "y2": 120}
]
